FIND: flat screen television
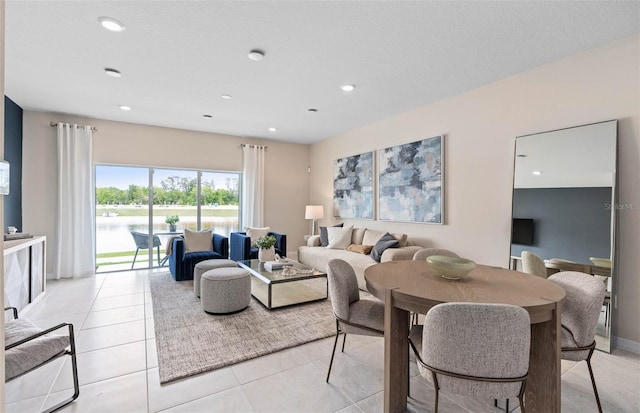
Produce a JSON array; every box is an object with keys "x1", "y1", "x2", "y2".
[{"x1": 512, "y1": 218, "x2": 534, "y2": 245}]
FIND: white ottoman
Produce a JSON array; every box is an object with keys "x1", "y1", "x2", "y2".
[
  {"x1": 200, "y1": 268, "x2": 251, "y2": 314},
  {"x1": 194, "y1": 259, "x2": 237, "y2": 297}
]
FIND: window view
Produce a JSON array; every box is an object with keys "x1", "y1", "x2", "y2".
[{"x1": 95, "y1": 165, "x2": 240, "y2": 272}]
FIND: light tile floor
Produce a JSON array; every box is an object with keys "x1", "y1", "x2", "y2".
[{"x1": 6, "y1": 269, "x2": 640, "y2": 413}]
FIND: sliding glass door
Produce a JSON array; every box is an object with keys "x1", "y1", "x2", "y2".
[{"x1": 95, "y1": 165, "x2": 240, "y2": 273}]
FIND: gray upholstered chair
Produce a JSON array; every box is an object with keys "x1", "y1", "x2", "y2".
[
  {"x1": 413, "y1": 248, "x2": 459, "y2": 261},
  {"x1": 326, "y1": 258, "x2": 384, "y2": 382},
  {"x1": 521, "y1": 251, "x2": 548, "y2": 278},
  {"x1": 548, "y1": 271, "x2": 606, "y2": 413},
  {"x1": 409, "y1": 302, "x2": 530, "y2": 413},
  {"x1": 4, "y1": 307, "x2": 79, "y2": 413}
]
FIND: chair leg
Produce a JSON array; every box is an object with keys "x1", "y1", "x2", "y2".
[
  {"x1": 156, "y1": 246, "x2": 161, "y2": 266},
  {"x1": 131, "y1": 248, "x2": 140, "y2": 269},
  {"x1": 341, "y1": 333, "x2": 347, "y2": 352},
  {"x1": 432, "y1": 373, "x2": 440, "y2": 413},
  {"x1": 586, "y1": 352, "x2": 603, "y2": 413},
  {"x1": 326, "y1": 321, "x2": 341, "y2": 383},
  {"x1": 43, "y1": 325, "x2": 80, "y2": 413}
]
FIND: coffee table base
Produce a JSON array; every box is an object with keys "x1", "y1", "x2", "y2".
[{"x1": 250, "y1": 277, "x2": 327, "y2": 309}]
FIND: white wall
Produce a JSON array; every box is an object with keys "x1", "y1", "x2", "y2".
[
  {"x1": 22, "y1": 112, "x2": 311, "y2": 274},
  {"x1": 309, "y1": 35, "x2": 640, "y2": 348}
]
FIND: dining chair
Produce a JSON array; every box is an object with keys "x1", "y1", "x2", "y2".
[
  {"x1": 521, "y1": 251, "x2": 548, "y2": 278},
  {"x1": 4, "y1": 307, "x2": 79, "y2": 413},
  {"x1": 548, "y1": 271, "x2": 606, "y2": 413},
  {"x1": 409, "y1": 302, "x2": 530, "y2": 413},
  {"x1": 412, "y1": 248, "x2": 459, "y2": 261},
  {"x1": 325, "y1": 258, "x2": 384, "y2": 382}
]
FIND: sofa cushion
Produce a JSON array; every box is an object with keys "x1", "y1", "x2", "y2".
[
  {"x1": 347, "y1": 244, "x2": 373, "y2": 255},
  {"x1": 246, "y1": 227, "x2": 270, "y2": 248},
  {"x1": 362, "y1": 229, "x2": 386, "y2": 246},
  {"x1": 184, "y1": 229, "x2": 213, "y2": 253},
  {"x1": 370, "y1": 233, "x2": 400, "y2": 262},
  {"x1": 326, "y1": 225, "x2": 353, "y2": 249},
  {"x1": 320, "y1": 223, "x2": 343, "y2": 247},
  {"x1": 351, "y1": 227, "x2": 367, "y2": 245}
]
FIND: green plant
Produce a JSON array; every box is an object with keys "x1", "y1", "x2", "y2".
[
  {"x1": 165, "y1": 215, "x2": 180, "y2": 225},
  {"x1": 256, "y1": 234, "x2": 276, "y2": 249}
]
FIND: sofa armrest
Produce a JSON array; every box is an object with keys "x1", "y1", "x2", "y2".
[
  {"x1": 307, "y1": 235, "x2": 321, "y2": 247},
  {"x1": 212, "y1": 233, "x2": 229, "y2": 258},
  {"x1": 381, "y1": 246, "x2": 422, "y2": 263},
  {"x1": 230, "y1": 232, "x2": 251, "y2": 261}
]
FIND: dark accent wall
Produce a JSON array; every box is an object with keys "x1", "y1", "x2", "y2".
[
  {"x1": 4, "y1": 96, "x2": 23, "y2": 230},
  {"x1": 511, "y1": 187, "x2": 612, "y2": 264}
]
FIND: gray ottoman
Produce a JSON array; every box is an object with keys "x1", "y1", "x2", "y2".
[
  {"x1": 194, "y1": 259, "x2": 237, "y2": 297},
  {"x1": 201, "y1": 268, "x2": 251, "y2": 314}
]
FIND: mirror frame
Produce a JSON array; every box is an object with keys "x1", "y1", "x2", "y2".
[{"x1": 510, "y1": 119, "x2": 618, "y2": 353}]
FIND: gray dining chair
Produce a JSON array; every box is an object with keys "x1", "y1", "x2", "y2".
[
  {"x1": 548, "y1": 271, "x2": 606, "y2": 413},
  {"x1": 130, "y1": 231, "x2": 162, "y2": 269},
  {"x1": 409, "y1": 302, "x2": 531, "y2": 413},
  {"x1": 326, "y1": 259, "x2": 384, "y2": 383},
  {"x1": 413, "y1": 248, "x2": 459, "y2": 261},
  {"x1": 521, "y1": 251, "x2": 548, "y2": 278}
]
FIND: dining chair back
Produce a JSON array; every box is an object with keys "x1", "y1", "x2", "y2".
[{"x1": 521, "y1": 251, "x2": 548, "y2": 278}]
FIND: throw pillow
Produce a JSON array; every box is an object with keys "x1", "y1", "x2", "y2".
[
  {"x1": 391, "y1": 233, "x2": 408, "y2": 248},
  {"x1": 326, "y1": 225, "x2": 353, "y2": 249},
  {"x1": 184, "y1": 229, "x2": 213, "y2": 253},
  {"x1": 319, "y1": 223, "x2": 344, "y2": 247},
  {"x1": 362, "y1": 229, "x2": 386, "y2": 246},
  {"x1": 347, "y1": 244, "x2": 373, "y2": 255},
  {"x1": 351, "y1": 227, "x2": 367, "y2": 245},
  {"x1": 246, "y1": 227, "x2": 270, "y2": 248},
  {"x1": 370, "y1": 232, "x2": 400, "y2": 262}
]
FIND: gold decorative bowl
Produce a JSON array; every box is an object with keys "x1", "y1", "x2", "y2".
[
  {"x1": 589, "y1": 257, "x2": 611, "y2": 268},
  {"x1": 427, "y1": 255, "x2": 476, "y2": 280}
]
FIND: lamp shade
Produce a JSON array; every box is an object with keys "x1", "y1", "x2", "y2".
[{"x1": 305, "y1": 205, "x2": 324, "y2": 220}]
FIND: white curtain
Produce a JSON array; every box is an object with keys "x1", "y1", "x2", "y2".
[
  {"x1": 242, "y1": 145, "x2": 265, "y2": 228},
  {"x1": 55, "y1": 123, "x2": 96, "y2": 278}
]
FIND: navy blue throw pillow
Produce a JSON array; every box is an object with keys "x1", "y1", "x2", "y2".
[
  {"x1": 319, "y1": 223, "x2": 344, "y2": 247},
  {"x1": 370, "y1": 233, "x2": 400, "y2": 262}
]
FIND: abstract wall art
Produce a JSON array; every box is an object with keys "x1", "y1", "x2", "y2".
[
  {"x1": 333, "y1": 151, "x2": 374, "y2": 219},
  {"x1": 378, "y1": 136, "x2": 443, "y2": 223}
]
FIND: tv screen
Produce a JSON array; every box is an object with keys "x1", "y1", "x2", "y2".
[{"x1": 512, "y1": 218, "x2": 534, "y2": 245}]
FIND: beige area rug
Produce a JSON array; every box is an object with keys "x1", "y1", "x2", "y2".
[{"x1": 149, "y1": 272, "x2": 335, "y2": 384}]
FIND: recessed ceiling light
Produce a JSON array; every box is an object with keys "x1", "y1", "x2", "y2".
[
  {"x1": 119, "y1": 105, "x2": 131, "y2": 111},
  {"x1": 202, "y1": 114, "x2": 213, "y2": 119},
  {"x1": 341, "y1": 84, "x2": 355, "y2": 92},
  {"x1": 98, "y1": 16, "x2": 126, "y2": 32},
  {"x1": 248, "y1": 50, "x2": 265, "y2": 61},
  {"x1": 268, "y1": 127, "x2": 277, "y2": 132},
  {"x1": 532, "y1": 170, "x2": 543, "y2": 175},
  {"x1": 307, "y1": 108, "x2": 318, "y2": 113},
  {"x1": 104, "y1": 68, "x2": 122, "y2": 78},
  {"x1": 221, "y1": 94, "x2": 232, "y2": 100}
]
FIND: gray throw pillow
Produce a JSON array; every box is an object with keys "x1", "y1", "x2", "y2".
[
  {"x1": 370, "y1": 232, "x2": 400, "y2": 262},
  {"x1": 320, "y1": 223, "x2": 344, "y2": 247}
]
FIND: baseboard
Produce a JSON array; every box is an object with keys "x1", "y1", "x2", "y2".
[{"x1": 613, "y1": 336, "x2": 640, "y2": 354}]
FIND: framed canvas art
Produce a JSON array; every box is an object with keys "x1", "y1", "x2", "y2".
[
  {"x1": 333, "y1": 151, "x2": 374, "y2": 219},
  {"x1": 378, "y1": 136, "x2": 443, "y2": 223}
]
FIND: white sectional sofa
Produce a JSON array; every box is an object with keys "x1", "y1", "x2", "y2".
[{"x1": 297, "y1": 227, "x2": 421, "y2": 290}]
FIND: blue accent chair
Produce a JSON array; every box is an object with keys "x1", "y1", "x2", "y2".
[
  {"x1": 169, "y1": 233, "x2": 229, "y2": 281},
  {"x1": 230, "y1": 231, "x2": 287, "y2": 261}
]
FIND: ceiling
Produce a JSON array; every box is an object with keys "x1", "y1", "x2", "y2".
[{"x1": 4, "y1": 1, "x2": 639, "y2": 145}]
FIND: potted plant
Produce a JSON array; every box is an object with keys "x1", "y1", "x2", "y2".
[
  {"x1": 256, "y1": 234, "x2": 277, "y2": 262},
  {"x1": 165, "y1": 215, "x2": 180, "y2": 232}
]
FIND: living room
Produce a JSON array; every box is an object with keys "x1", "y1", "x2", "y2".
[{"x1": 2, "y1": 2, "x2": 640, "y2": 413}]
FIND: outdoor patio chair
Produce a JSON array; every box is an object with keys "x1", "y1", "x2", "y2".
[
  {"x1": 4, "y1": 307, "x2": 79, "y2": 413},
  {"x1": 130, "y1": 231, "x2": 162, "y2": 269}
]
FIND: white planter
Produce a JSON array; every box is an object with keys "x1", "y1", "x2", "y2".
[{"x1": 258, "y1": 247, "x2": 275, "y2": 262}]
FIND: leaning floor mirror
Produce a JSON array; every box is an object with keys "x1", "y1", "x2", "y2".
[{"x1": 510, "y1": 120, "x2": 617, "y2": 353}]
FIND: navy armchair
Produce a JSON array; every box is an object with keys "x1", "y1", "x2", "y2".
[
  {"x1": 169, "y1": 233, "x2": 229, "y2": 281},
  {"x1": 230, "y1": 231, "x2": 287, "y2": 261}
]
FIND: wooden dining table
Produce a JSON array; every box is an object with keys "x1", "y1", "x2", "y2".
[{"x1": 365, "y1": 260, "x2": 566, "y2": 413}]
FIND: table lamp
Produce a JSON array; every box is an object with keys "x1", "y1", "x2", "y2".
[{"x1": 305, "y1": 205, "x2": 324, "y2": 236}]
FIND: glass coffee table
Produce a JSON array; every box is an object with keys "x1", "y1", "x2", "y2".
[{"x1": 237, "y1": 259, "x2": 327, "y2": 309}]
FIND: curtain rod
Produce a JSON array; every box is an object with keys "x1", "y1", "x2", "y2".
[
  {"x1": 241, "y1": 144, "x2": 267, "y2": 149},
  {"x1": 50, "y1": 122, "x2": 98, "y2": 132}
]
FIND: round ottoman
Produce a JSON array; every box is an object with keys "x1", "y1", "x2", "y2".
[
  {"x1": 194, "y1": 259, "x2": 237, "y2": 297},
  {"x1": 200, "y1": 267, "x2": 251, "y2": 314}
]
